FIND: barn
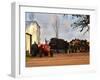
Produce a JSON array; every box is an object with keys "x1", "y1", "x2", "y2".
[{"x1": 25, "y1": 21, "x2": 40, "y2": 55}]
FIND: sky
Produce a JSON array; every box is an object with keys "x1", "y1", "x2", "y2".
[{"x1": 25, "y1": 12, "x2": 90, "y2": 43}]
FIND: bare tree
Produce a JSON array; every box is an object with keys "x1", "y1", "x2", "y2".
[
  {"x1": 29, "y1": 13, "x2": 34, "y2": 21},
  {"x1": 63, "y1": 14, "x2": 90, "y2": 34},
  {"x1": 52, "y1": 15, "x2": 60, "y2": 38}
]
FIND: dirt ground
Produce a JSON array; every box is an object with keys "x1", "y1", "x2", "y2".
[{"x1": 26, "y1": 52, "x2": 89, "y2": 67}]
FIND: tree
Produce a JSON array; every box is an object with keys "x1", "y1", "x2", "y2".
[
  {"x1": 52, "y1": 15, "x2": 60, "y2": 38},
  {"x1": 64, "y1": 14, "x2": 90, "y2": 34},
  {"x1": 28, "y1": 13, "x2": 34, "y2": 21}
]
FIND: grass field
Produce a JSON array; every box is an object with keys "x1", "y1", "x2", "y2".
[{"x1": 26, "y1": 52, "x2": 89, "y2": 67}]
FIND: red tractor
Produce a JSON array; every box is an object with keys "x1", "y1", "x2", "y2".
[{"x1": 39, "y1": 44, "x2": 53, "y2": 57}]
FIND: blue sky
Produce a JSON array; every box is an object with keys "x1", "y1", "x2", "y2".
[{"x1": 25, "y1": 12, "x2": 89, "y2": 42}]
